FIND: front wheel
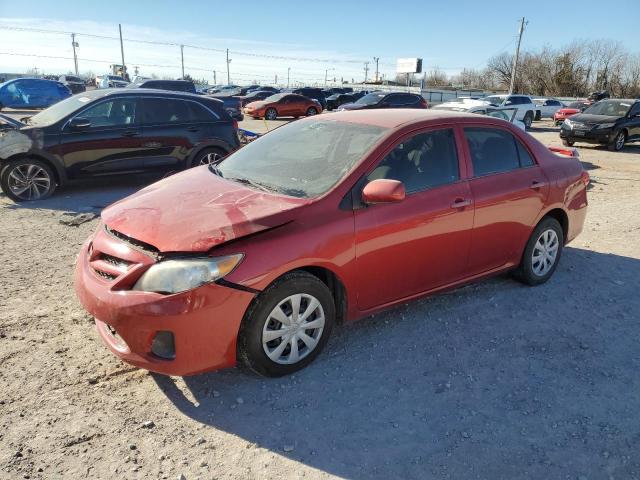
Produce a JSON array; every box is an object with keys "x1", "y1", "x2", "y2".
[
  {"x1": 306, "y1": 107, "x2": 318, "y2": 116},
  {"x1": 237, "y1": 271, "x2": 335, "y2": 377},
  {"x1": 265, "y1": 108, "x2": 278, "y2": 120},
  {"x1": 0, "y1": 158, "x2": 56, "y2": 202},
  {"x1": 608, "y1": 130, "x2": 626, "y2": 151},
  {"x1": 190, "y1": 147, "x2": 227, "y2": 168},
  {"x1": 513, "y1": 217, "x2": 564, "y2": 286},
  {"x1": 562, "y1": 139, "x2": 575, "y2": 147}
]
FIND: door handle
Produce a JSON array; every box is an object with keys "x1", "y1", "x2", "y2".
[
  {"x1": 187, "y1": 127, "x2": 200, "y2": 132},
  {"x1": 451, "y1": 198, "x2": 472, "y2": 209},
  {"x1": 530, "y1": 180, "x2": 547, "y2": 189},
  {"x1": 121, "y1": 130, "x2": 138, "y2": 137}
]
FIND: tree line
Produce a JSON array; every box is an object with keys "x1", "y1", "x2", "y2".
[{"x1": 418, "y1": 40, "x2": 640, "y2": 98}]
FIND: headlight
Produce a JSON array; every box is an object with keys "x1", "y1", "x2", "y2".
[
  {"x1": 596, "y1": 122, "x2": 615, "y2": 129},
  {"x1": 563, "y1": 119, "x2": 572, "y2": 128},
  {"x1": 133, "y1": 254, "x2": 243, "y2": 294}
]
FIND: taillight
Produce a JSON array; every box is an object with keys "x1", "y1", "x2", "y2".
[
  {"x1": 232, "y1": 120, "x2": 238, "y2": 130},
  {"x1": 548, "y1": 146, "x2": 579, "y2": 157},
  {"x1": 420, "y1": 98, "x2": 429, "y2": 108},
  {"x1": 581, "y1": 170, "x2": 590, "y2": 186}
]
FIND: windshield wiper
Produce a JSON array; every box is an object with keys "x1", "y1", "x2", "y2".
[
  {"x1": 227, "y1": 176, "x2": 277, "y2": 193},
  {"x1": 208, "y1": 163, "x2": 224, "y2": 177}
]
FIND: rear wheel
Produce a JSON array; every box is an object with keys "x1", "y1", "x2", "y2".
[
  {"x1": 513, "y1": 217, "x2": 564, "y2": 286},
  {"x1": 0, "y1": 158, "x2": 56, "y2": 202},
  {"x1": 608, "y1": 130, "x2": 626, "y2": 151},
  {"x1": 306, "y1": 107, "x2": 318, "y2": 116},
  {"x1": 265, "y1": 108, "x2": 278, "y2": 120},
  {"x1": 523, "y1": 112, "x2": 534, "y2": 129},
  {"x1": 237, "y1": 271, "x2": 335, "y2": 377},
  {"x1": 562, "y1": 139, "x2": 575, "y2": 147},
  {"x1": 190, "y1": 147, "x2": 227, "y2": 168}
]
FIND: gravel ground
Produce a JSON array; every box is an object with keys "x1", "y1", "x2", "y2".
[{"x1": 1, "y1": 117, "x2": 639, "y2": 480}]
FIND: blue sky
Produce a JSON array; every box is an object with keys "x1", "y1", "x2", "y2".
[{"x1": 1, "y1": 0, "x2": 638, "y2": 85}]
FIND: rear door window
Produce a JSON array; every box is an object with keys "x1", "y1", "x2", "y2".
[
  {"x1": 187, "y1": 101, "x2": 215, "y2": 122},
  {"x1": 465, "y1": 127, "x2": 535, "y2": 176},
  {"x1": 142, "y1": 98, "x2": 191, "y2": 124}
]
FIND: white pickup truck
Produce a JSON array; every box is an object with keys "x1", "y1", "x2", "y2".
[{"x1": 481, "y1": 94, "x2": 537, "y2": 129}]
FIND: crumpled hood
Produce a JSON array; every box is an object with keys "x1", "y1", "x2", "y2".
[
  {"x1": 569, "y1": 113, "x2": 620, "y2": 125},
  {"x1": 101, "y1": 167, "x2": 309, "y2": 252}
]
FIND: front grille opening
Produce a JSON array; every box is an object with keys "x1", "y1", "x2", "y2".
[
  {"x1": 105, "y1": 226, "x2": 160, "y2": 257},
  {"x1": 151, "y1": 331, "x2": 176, "y2": 360},
  {"x1": 93, "y1": 269, "x2": 117, "y2": 281},
  {"x1": 100, "y1": 253, "x2": 132, "y2": 270}
]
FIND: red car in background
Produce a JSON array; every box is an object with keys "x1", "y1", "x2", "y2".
[
  {"x1": 243, "y1": 93, "x2": 322, "y2": 119},
  {"x1": 554, "y1": 101, "x2": 590, "y2": 125},
  {"x1": 75, "y1": 110, "x2": 588, "y2": 377}
]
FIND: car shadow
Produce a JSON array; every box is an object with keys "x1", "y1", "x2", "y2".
[
  {"x1": 0, "y1": 173, "x2": 165, "y2": 214},
  {"x1": 577, "y1": 143, "x2": 640, "y2": 155},
  {"x1": 152, "y1": 247, "x2": 640, "y2": 479}
]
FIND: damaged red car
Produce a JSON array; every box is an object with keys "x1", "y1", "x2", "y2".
[{"x1": 75, "y1": 110, "x2": 588, "y2": 377}]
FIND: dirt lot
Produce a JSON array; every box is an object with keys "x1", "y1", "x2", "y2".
[{"x1": 1, "y1": 117, "x2": 639, "y2": 480}]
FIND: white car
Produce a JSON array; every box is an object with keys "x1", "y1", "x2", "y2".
[
  {"x1": 433, "y1": 99, "x2": 526, "y2": 130},
  {"x1": 98, "y1": 75, "x2": 129, "y2": 89},
  {"x1": 480, "y1": 94, "x2": 536, "y2": 129},
  {"x1": 533, "y1": 98, "x2": 565, "y2": 119}
]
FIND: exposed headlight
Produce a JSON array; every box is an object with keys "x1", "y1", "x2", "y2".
[
  {"x1": 595, "y1": 122, "x2": 615, "y2": 129},
  {"x1": 133, "y1": 254, "x2": 243, "y2": 294},
  {"x1": 563, "y1": 119, "x2": 573, "y2": 128}
]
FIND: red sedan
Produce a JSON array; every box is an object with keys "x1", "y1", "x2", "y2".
[
  {"x1": 75, "y1": 110, "x2": 588, "y2": 377},
  {"x1": 554, "y1": 101, "x2": 590, "y2": 125},
  {"x1": 243, "y1": 93, "x2": 321, "y2": 119}
]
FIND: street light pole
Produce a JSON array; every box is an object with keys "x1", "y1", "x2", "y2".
[
  {"x1": 325, "y1": 68, "x2": 335, "y2": 87},
  {"x1": 226, "y1": 49, "x2": 231, "y2": 84},
  {"x1": 118, "y1": 24, "x2": 126, "y2": 79},
  {"x1": 373, "y1": 57, "x2": 379, "y2": 83},
  {"x1": 180, "y1": 44, "x2": 185, "y2": 79},
  {"x1": 287, "y1": 67, "x2": 290, "y2": 88},
  {"x1": 509, "y1": 17, "x2": 527, "y2": 94},
  {"x1": 364, "y1": 61, "x2": 370, "y2": 83}
]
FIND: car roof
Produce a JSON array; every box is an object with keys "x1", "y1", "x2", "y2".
[
  {"x1": 79, "y1": 88, "x2": 208, "y2": 101},
  {"x1": 325, "y1": 109, "x2": 500, "y2": 129}
]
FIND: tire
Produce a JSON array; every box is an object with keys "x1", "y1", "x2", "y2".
[
  {"x1": 608, "y1": 130, "x2": 626, "y2": 152},
  {"x1": 535, "y1": 110, "x2": 541, "y2": 121},
  {"x1": 306, "y1": 107, "x2": 318, "y2": 116},
  {"x1": 265, "y1": 108, "x2": 278, "y2": 120},
  {"x1": 237, "y1": 271, "x2": 335, "y2": 377},
  {"x1": 513, "y1": 217, "x2": 564, "y2": 286},
  {"x1": 190, "y1": 147, "x2": 227, "y2": 168},
  {"x1": 523, "y1": 112, "x2": 533, "y2": 129},
  {"x1": 0, "y1": 158, "x2": 56, "y2": 202},
  {"x1": 562, "y1": 139, "x2": 575, "y2": 147}
]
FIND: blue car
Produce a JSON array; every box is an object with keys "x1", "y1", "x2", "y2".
[{"x1": 0, "y1": 78, "x2": 72, "y2": 110}]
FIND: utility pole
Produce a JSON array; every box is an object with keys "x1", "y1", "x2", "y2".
[
  {"x1": 213, "y1": 70, "x2": 216, "y2": 85},
  {"x1": 180, "y1": 45, "x2": 185, "y2": 79},
  {"x1": 71, "y1": 33, "x2": 79, "y2": 76},
  {"x1": 226, "y1": 49, "x2": 231, "y2": 84},
  {"x1": 509, "y1": 17, "x2": 527, "y2": 94},
  {"x1": 287, "y1": 67, "x2": 290, "y2": 88},
  {"x1": 324, "y1": 68, "x2": 334, "y2": 87},
  {"x1": 364, "y1": 61, "x2": 369, "y2": 83},
  {"x1": 373, "y1": 57, "x2": 379, "y2": 83},
  {"x1": 118, "y1": 24, "x2": 126, "y2": 79}
]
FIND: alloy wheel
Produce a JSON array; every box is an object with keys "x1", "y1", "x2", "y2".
[
  {"x1": 6, "y1": 163, "x2": 52, "y2": 200},
  {"x1": 531, "y1": 229, "x2": 559, "y2": 277},
  {"x1": 262, "y1": 293, "x2": 325, "y2": 365},
  {"x1": 198, "y1": 151, "x2": 223, "y2": 166},
  {"x1": 615, "y1": 132, "x2": 625, "y2": 151}
]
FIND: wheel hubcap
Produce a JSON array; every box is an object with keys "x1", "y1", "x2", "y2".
[
  {"x1": 531, "y1": 229, "x2": 559, "y2": 277},
  {"x1": 616, "y1": 133, "x2": 624, "y2": 150},
  {"x1": 262, "y1": 293, "x2": 325, "y2": 365},
  {"x1": 7, "y1": 164, "x2": 51, "y2": 200},
  {"x1": 198, "y1": 152, "x2": 221, "y2": 165}
]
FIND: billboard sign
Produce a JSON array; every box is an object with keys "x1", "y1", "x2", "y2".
[{"x1": 396, "y1": 58, "x2": 423, "y2": 74}]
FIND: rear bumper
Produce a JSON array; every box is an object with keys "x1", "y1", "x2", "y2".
[{"x1": 74, "y1": 237, "x2": 256, "y2": 376}]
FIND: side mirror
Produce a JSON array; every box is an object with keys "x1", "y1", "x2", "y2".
[
  {"x1": 69, "y1": 117, "x2": 91, "y2": 130},
  {"x1": 362, "y1": 179, "x2": 405, "y2": 205}
]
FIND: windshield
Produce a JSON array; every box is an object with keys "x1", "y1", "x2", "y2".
[
  {"x1": 217, "y1": 119, "x2": 387, "y2": 198},
  {"x1": 568, "y1": 102, "x2": 586, "y2": 109},
  {"x1": 66, "y1": 76, "x2": 82, "y2": 82},
  {"x1": 583, "y1": 100, "x2": 631, "y2": 117},
  {"x1": 28, "y1": 94, "x2": 97, "y2": 125},
  {"x1": 108, "y1": 75, "x2": 125, "y2": 81},
  {"x1": 264, "y1": 93, "x2": 286, "y2": 102},
  {"x1": 355, "y1": 92, "x2": 386, "y2": 106},
  {"x1": 483, "y1": 96, "x2": 504, "y2": 106}
]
